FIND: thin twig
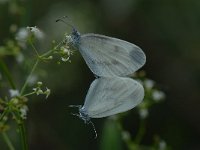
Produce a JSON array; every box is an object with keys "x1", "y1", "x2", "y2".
[{"x1": 20, "y1": 59, "x2": 39, "y2": 96}]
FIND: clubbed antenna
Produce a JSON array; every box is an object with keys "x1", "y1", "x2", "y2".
[{"x1": 56, "y1": 16, "x2": 76, "y2": 30}]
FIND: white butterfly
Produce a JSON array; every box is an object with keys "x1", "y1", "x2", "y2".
[
  {"x1": 64, "y1": 27, "x2": 146, "y2": 77},
  {"x1": 69, "y1": 76, "x2": 144, "y2": 138}
]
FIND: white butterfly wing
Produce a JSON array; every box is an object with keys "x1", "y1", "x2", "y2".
[
  {"x1": 78, "y1": 34, "x2": 146, "y2": 77},
  {"x1": 83, "y1": 77, "x2": 144, "y2": 118}
]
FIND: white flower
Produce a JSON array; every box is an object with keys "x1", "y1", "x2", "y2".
[
  {"x1": 60, "y1": 45, "x2": 70, "y2": 54},
  {"x1": 16, "y1": 53, "x2": 24, "y2": 63},
  {"x1": 152, "y1": 90, "x2": 165, "y2": 102},
  {"x1": 159, "y1": 140, "x2": 167, "y2": 150},
  {"x1": 27, "y1": 26, "x2": 44, "y2": 40},
  {"x1": 139, "y1": 108, "x2": 149, "y2": 119},
  {"x1": 44, "y1": 87, "x2": 51, "y2": 99},
  {"x1": 47, "y1": 56, "x2": 53, "y2": 60},
  {"x1": 9, "y1": 89, "x2": 19, "y2": 97},
  {"x1": 20, "y1": 105, "x2": 28, "y2": 119},
  {"x1": 37, "y1": 81, "x2": 43, "y2": 86},
  {"x1": 36, "y1": 89, "x2": 43, "y2": 95},
  {"x1": 65, "y1": 35, "x2": 73, "y2": 43},
  {"x1": 121, "y1": 131, "x2": 131, "y2": 140},
  {"x1": 15, "y1": 27, "x2": 29, "y2": 48},
  {"x1": 61, "y1": 57, "x2": 69, "y2": 62},
  {"x1": 32, "y1": 88, "x2": 37, "y2": 92},
  {"x1": 27, "y1": 75, "x2": 38, "y2": 86},
  {"x1": 144, "y1": 79, "x2": 155, "y2": 89}
]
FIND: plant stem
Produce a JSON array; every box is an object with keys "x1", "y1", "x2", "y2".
[
  {"x1": 22, "y1": 91, "x2": 36, "y2": 97},
  {"x1": 20, "y1": 59, "x2": 39, "y2": 96},
  {"x1": 40, "y1": 49, "x2": 54, "y2": 58},
  {"x1": 134, "y1": 119, "x2": 146, "y2": 144},
  {"x1": 2, "y1": 132, "x2": 15, "y2": 150},
  {"x1": 18, "y1": 122, "x2": 28, "y2": 150},
  {"x1": 13, "y1": 111, "x2": 28, "y2": 150},
  {"x1": 29, "y1": 40, "x2": 40, "y2": 57}
]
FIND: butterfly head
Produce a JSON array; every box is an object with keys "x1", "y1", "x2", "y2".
[{"x1": 79, "y1": 107, "x2": 91, "y2": 124}]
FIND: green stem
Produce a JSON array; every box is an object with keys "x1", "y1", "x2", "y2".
[
  {"x1": 22, "y1": 91, "x2": 36, "y2": 97},
  {"x1": 134, "y1": 119, "x2": 146, "y2": 144},
  {"x1": 18, "y1": 122, "x2": 28, "y2": 150},
  {"x1": 13, "y1": 111, "x2": 28, "y2": 150},
  {"x1": 2, "y1": 132, "x2": 15, "y2": 150},
  {"x1": 40, "y1": 39, "x2": 65, "y2": 58},
  {"x1": 28, "y1": 40, "x2": 40, "y2": 57},
  {"x1": 40, "y1": 49, "x2": 54, "y2": 58},
  {"x1": 20, "y1": 59, "x2": 39, "y2": 96}
]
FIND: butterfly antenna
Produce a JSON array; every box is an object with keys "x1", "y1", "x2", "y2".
[
  {"x1": 89, "y1": 121, "x2": 98, "y2": 139},
  {"x1": 56, "y1": 16, "x2": 76, "y2": 30}
]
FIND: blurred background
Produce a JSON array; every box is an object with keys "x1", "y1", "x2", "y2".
[{"x1": 0, "y1": 0, "x2": 200, "y2": 150}]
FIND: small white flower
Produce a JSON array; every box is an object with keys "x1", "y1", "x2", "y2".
[
  {"x1": 20, "y1": 105, "x2": 28, "y2": 119},
  {"x1": 121, "y1": 131, "x2": 131, "y2": 140},
  {"x1": 60, "y1": 45, "x2": 70, "y2": 53},
  {"x1": 44, "y1": 87, "x2": 51, "y2": 99},
  {"x1": 15, "y1": 27, "x2": 29, "y2": 41},
  {"x1": 144, "y1": 79, "x2": 155, "y2": 89},
  {"x1": 37, "y1": 81, "x2": 43, "y2": 86},
  {"x1": 15, "y1": 27, "x2": 29, "y2": 48},
  {"x1": 9, "y1": 89, "x2": 19, "y2": 97},
  {"x1": 36, "y1": 89, "x2": 43, "y2": 95},
  {"x1": 159, "y1": 140, "x2": 167, "y2": 150},
  {"x1": 65, "y1": 35, "x2": 73, "y2": 43},
  {"x1": 16, "y1": 53, "x2": 24, "y2": 63},
  {"x1": 27, "y1": 75, "x2": 38, "y2": 85},
  {"x1": 27, "y1": 26, "x2": 44, "y2": 40},
  {"x1": 47, "y1": 56, "x2": 53, "y2": 59},
  {"x1": 61, "y1": 57, "x2": 69, "y2": 62},
  {"x1": 32, "y1": 88, "x2": 37, "y2": 92},
  {"x1": 139, "y1": 108, "x2": 149, "y2": 119},
  {"x1": 152, "y1": 90, "x2": 165, "y2": 102}
]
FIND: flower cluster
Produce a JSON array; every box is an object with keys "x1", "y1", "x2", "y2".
[
  {"x1": 0, "y1": 93, "x2": 29, "y2": 133},
  {"x1": 59, "y1": 44, "x2": 74, "y2": 63},
  {"x1": 32, "y1": 82, "x2": 51, "y2": 99},
  {"x1": 137, "y1": 78, "x2": 165, "y2": 119}
]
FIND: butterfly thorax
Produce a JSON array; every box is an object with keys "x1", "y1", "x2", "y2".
[
  {"x1": 70, "y1": 28, "x2": 80, "y2": 46},
  {"x1": 79, "y1": 107, "x2": 91, "y2": 124}
]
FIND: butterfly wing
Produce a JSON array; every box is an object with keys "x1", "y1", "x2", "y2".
[
  {"x1": 77, "y1": 33, "x2": 146, "y2": 77},
  {"x1": 83, "y1": 77, "x2": 144, "y2": 118}
]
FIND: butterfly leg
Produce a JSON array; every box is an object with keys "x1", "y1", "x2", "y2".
[
  {"x1": 89, "y1": 121, "x2": 97, "y2": 139},
  {"x1": 70, "y1": 113, "x2": 80, "y2": 117},
  {"x1": 68, "y1": 105, "x2": 82, "y2": 108}
]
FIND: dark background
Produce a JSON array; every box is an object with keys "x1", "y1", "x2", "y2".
[{"x1": 0, "y1": 0, "x2": 200, "y2": 150}]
